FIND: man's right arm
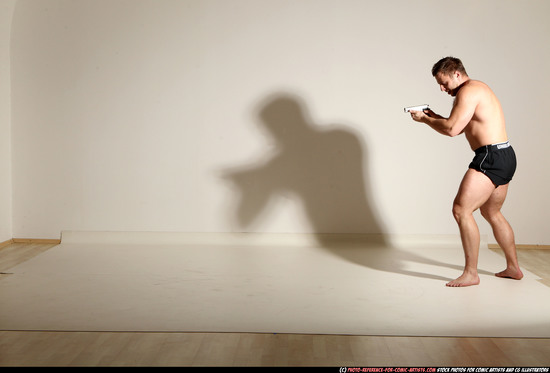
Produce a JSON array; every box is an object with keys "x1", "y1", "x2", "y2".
[
  {"x1": 411, "y1": 85, "x2": 478, "y2": 137},
  {"x1": 424, "y1": 109, "x2": 444, "y2": 120}
]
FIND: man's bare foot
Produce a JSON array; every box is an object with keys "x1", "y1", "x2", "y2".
[
  {"x1": 495, "y1": 267, "x2": 523, "y2": 280},
  {"x1": 446, "y1": 272, "x2": 480, "y2": 287}
]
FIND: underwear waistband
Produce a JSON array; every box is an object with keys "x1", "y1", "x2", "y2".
[{"x1": 474, "y1": 141, "x2": 510, "y2": 154}]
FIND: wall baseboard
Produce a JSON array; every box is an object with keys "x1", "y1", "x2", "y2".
[
  {"x1": 0, "y1": 239, "x2": 14, "y2": 249},
  {"x1": 2, "y1": 238, "x2": 549, "y2": 249},
  {"x1": 1, "y1": 238, "x2": 62, "y2": 249},
  {"x1": 489, "y1": 243, "x2": 550, "y2": 250},
  {"x1": 12, "y1": 238, "x2": 62, "y2": 244},
  {"x1": 2, "y1": 238, "x2": 62, "y2": 247}
]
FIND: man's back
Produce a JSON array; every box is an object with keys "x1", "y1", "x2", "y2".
[{"x1": 458, "y1": 80, "x2": 508, "y2": 150}]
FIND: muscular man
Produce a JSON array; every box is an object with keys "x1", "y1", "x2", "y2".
[{"x1": 410, "y1": 56, "x2": 523, "y2": 287}]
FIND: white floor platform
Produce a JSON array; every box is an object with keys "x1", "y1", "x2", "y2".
[{"x1": 1, "y1": 231, "x2": 549, "y2": 338}]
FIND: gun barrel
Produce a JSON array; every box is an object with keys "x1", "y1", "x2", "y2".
[{"x1": 404, "y1": 104, "x2": 429, "y2": 113}]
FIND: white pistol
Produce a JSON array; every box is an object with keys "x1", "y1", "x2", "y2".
[{"x1": 404, "y1": 104, "x2": 429, "y2": 113}]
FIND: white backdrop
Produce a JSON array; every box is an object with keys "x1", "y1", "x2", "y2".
[
  {"x1": 0, "y1": 0, "x2": 16, "y2": 242},
  {"x1": 7, "y1": 0, "x2": 550, "y2": 244}
]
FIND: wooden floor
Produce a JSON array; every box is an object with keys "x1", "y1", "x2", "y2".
[{"x1": 1, "y1": 242, "x2": 550, "y2": 367}]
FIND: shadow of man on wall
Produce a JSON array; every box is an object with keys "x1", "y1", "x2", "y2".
[{"x1": 223, "y1": 92, "x2": 460, "y2": 282}]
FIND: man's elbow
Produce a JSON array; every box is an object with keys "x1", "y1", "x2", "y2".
[
  {"x1": 445, "y1": 123, "x2": 466, "y2": 137},
  {"x1": 446, "y1": 128, "x2": 462, "y2": 137}
]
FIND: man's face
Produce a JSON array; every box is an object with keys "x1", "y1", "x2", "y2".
[{"x1": 435, "y1": 72, "x2": 461, "y2": 97}]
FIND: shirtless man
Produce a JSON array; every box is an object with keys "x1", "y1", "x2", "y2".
[{"x1": 410, "y1": 56, "x2": 523, "y2": 287}]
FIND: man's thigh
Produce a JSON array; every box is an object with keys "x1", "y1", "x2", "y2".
[
  {"x1": 454, "y1": 169, "x2": 497, "y2": 211},
  {"x1": 480, "y1": 182, "x2": 509, "y2": 215}
]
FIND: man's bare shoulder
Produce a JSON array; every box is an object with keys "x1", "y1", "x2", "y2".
[
  {"x1": 464, "y1": 80, "x2": 493, "y2": 93},
  {"x1": 460, "y1": 79, "x2": 482, "y2": 90},
  {"x1": 456, "y1": 80, "x2": 492, "y2": 101}
]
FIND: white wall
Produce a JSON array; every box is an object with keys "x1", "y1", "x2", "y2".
[
  {"x1": 9, "y1": 0, "x2": 550, "y2": 244},
  {"x1": 0, "y1": 0, "x2": 17, "y2": 243}
]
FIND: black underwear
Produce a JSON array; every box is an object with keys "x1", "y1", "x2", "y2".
[{"x1": 469, "y1": 141, "x2": 517, "y2": 186}]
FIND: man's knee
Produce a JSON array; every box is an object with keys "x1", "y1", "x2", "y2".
[
  {"x1": 480, "y1": 206, "x2": 501, "y2": 224},
  {"x1": 452, "y1": 202, "x2": 469, "y2": 222}
]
